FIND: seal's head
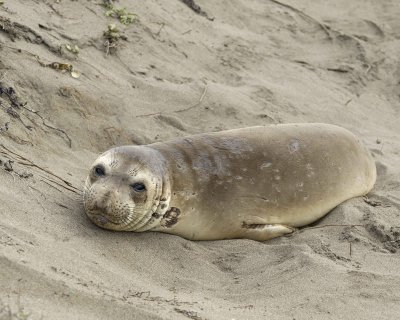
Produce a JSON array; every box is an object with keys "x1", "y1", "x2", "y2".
[{"x1": 83, "y1": 146, "x2": 171, "y2": 232}]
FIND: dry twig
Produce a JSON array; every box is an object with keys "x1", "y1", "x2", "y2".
[
  {"x1": 299, "y1": 224, "x2": 364, "y2": 232},
  {"x1": 174, "y1": 84, "x2": 208, "y2": 113},
  {"x1": 269, "y1": 0, "x2": 332, "y2": 39},
  {"x1": 20, "y1": 104, "x2": 72, "y2": 148},
  {"x1": 135, "y1": 84, "x2": 208, "y2": 118},
  {"x1": 0, "y1": 144, "x2": 80, "y2": 194}
]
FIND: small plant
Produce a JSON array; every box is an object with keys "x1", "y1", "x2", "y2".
[
  {"x1": 103, "y1": 24, "x2": 127, "y2": 55},
  {"x1": 44, "y1": 62, "x2": 80, "y2": 78},
  {"x1": 106, "y1": 7, "x2": 136, "y2": 25},
  {"x1": 100, "y1": 0, "x2": 134, "y2": 55},
  {"x1": 65, "y1": 43, "x2": 80, "y2": 54},
  {"x1": 101, "y1": 1, "x2": 136, "y2": 25},
  {"x1": 0, "y1": 298, "x2": 32, "y2": 320},
  {"x1": 101, "y1": 0, "x2": 114, "y2": 10}
]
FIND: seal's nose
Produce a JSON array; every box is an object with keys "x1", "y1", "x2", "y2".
[
  {"x1": 98, "y1": 190, "x2": 111, "y2": 209},
  {"x1": 103, "y1": 190, "x2": 124, "y2": 216},
  {"x1": 88, "y1": 190, "x2": 111, "y2": 212}
]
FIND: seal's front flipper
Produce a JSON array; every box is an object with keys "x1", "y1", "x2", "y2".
[{"x1": 241, "y1": 222, "x2": 296, "y2": 241}]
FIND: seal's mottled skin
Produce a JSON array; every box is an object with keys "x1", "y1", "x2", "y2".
[{"x1": 83, "y1": 123, "x2": 376, "y2": 241}]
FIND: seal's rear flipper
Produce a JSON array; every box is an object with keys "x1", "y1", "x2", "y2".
[{"x1": 241, "y1": 223, "x2": 296, "y2": 241}]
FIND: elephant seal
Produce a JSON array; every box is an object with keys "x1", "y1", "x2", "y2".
[{"x1": 83, "y1": 123, "x2": 376, "y2": 241}]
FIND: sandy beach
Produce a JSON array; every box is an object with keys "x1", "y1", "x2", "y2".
[{"x1": 1, "y1": 0, "x2": 400, "y2": 319}]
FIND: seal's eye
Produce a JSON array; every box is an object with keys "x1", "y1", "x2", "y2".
[
  {"x1": 131, "y1": 183, "x2": 146, "y2": 192},
  {"x1": 94, "y1": 165, "x2": 105, "y2": 177}
]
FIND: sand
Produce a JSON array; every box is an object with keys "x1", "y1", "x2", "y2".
[{"x1": 0, "y1": 0, "x2": 399, "y2": 319}]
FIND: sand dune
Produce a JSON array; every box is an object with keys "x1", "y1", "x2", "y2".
[{"x1": 1, "y1": 0, "x2": 399, "y2": 319}]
